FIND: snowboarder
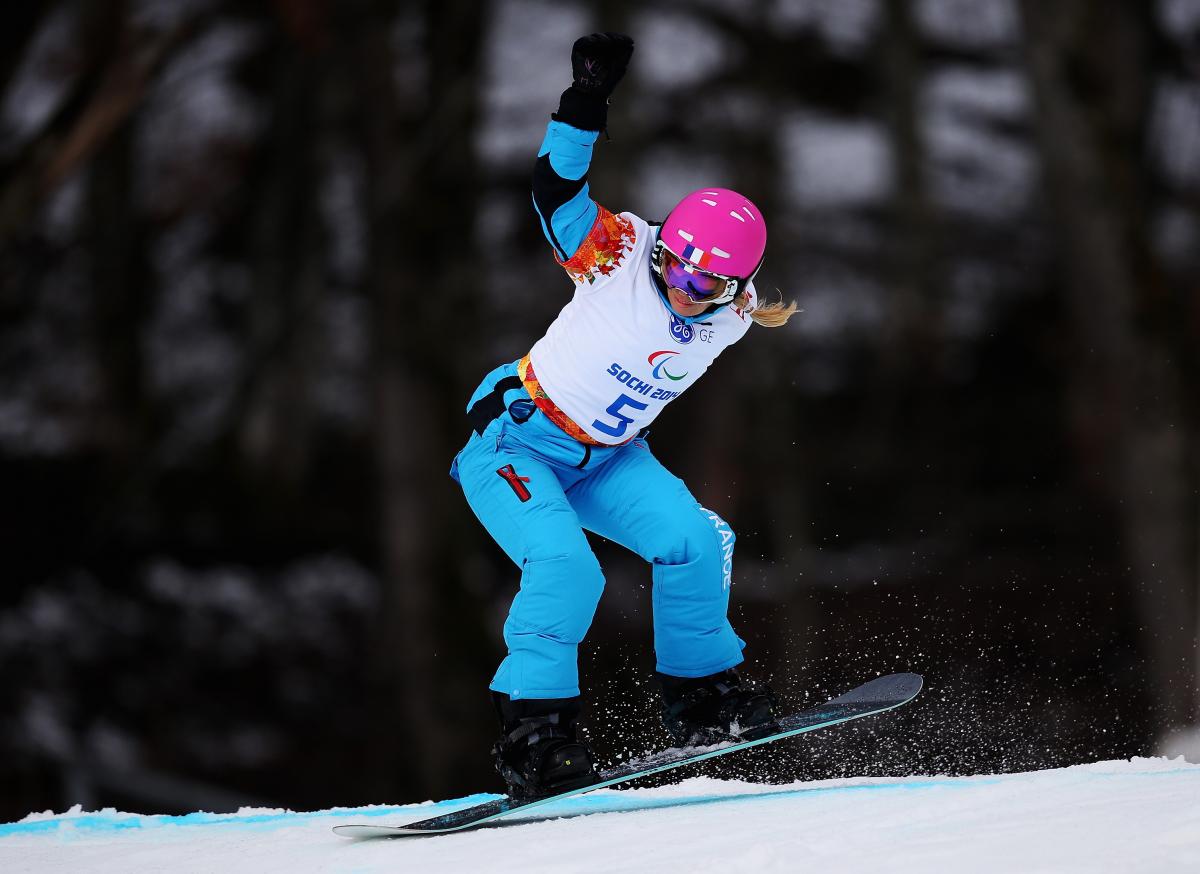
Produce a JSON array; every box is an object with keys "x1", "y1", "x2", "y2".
[{"x1": 449, "y1": 32, "x2": 798, "y2": 799}]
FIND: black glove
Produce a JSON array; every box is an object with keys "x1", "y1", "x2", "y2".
[
  {"x1": 570, "y1": 32, "x2": 634, "y2": 99},
  {"x1": 553, "y1": 32, "x2": 635, "y2": 133}
]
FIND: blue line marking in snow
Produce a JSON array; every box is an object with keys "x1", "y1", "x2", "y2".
[
  {"x1": 0, "y1": 794, "x2": 501, "y2": 838},
  {"x1": 3, "y1": 769, "x2": 1196, "y2": 837}
]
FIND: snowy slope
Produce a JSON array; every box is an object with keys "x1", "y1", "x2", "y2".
[{"x1": 2, "y1": 758, "x2": 1198, "y2": 874}]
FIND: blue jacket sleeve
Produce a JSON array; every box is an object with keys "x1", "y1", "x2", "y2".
[{"x1": 532, "y1": 121, "x2": 600, "y2": 262}]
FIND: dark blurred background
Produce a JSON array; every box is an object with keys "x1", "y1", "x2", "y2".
[{"x1": 2, "y1": 0, "x2": 1198, "y2": 821}]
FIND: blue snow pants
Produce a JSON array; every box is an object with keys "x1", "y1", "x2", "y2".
[{"x1": 450, "y1": 361, "x2": 746, "y2": 700}]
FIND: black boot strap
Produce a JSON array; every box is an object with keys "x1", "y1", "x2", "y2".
[{"x1": 505, "y1": 713, "x2": 571, "y2": 747}]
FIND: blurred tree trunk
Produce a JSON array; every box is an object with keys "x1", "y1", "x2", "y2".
[
  {"x1": 238, "y1": 20, "x2": 324, "y2": 491},
  {"x1": 879, "y1": 0, "x2": 935, "y2": 393},
  {"x1": 355, "y1": 0, "x2": 485, "y2": 799},
  {"x1": 88, "y1": 117, "x2": 145, "y2": 458},
  {"x1": 1018, "y1": 0, "x2": 1198, "y2": 731}
]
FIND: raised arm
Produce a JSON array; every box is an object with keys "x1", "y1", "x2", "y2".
[{"x1": 532, "y1": 33, "x2": 634, "y2": 263}]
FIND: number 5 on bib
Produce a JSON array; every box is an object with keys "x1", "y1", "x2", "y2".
[{"x1": 591, "y1": 393, "x2": 648, "y2": 438}]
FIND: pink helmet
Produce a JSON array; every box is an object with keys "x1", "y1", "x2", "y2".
[{"x1": 658, "y1": 188, "x2": 767, "y2": 295}]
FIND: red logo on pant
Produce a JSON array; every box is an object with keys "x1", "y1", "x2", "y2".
[{"x1": 497, "y1": 464, "x2": 532, "y2": 502}]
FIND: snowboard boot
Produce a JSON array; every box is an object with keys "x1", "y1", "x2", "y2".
[
  {"x1": 657, "y1": 668, "x2": 780, "y2": 747},
  {"x1": 491, "y1": 693, "x2": 600, "y2": 799}
]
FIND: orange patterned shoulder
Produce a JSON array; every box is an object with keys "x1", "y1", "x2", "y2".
[{"x1": 558, "y1": 207, "x2": 636, "y2": 286}]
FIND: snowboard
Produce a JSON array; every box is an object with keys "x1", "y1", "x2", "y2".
[{"x1": 333, "y1": 671, "x2": 922, "y2": 838}]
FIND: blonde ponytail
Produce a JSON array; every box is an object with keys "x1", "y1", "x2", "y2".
[{"x1": 736, "y1": 289, "x2": 799, "y2": 328}]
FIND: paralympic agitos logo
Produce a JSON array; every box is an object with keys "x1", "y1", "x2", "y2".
[{"x1": 648, "y1": 350, "x2": 687, "y2": 381}]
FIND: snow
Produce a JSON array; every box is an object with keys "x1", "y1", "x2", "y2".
[
  {"x1": 914, "y1": 0, "x2": 1020, "y2": 50},
  {"x1": 767, "y1": 0, "x2": 882, "y2": 56},
  {"x1": 632, "y1": 12, "x2": 734, "y2": 90},
  {"x1": 3, "y1": 758, "x2": 1198, "y2": 873},
  {"x1": 1148, "y1": 78, "x2": 1200, "y2": 189},
  {"x1": 921, "y1": 66, "x2": 1036, "y2": 221},
  {"x1": 0, "y1": 5, "x2": 81, "y2": 158},
  {"x1": 781, "y1": 113, "x2": 894, "y2": 208},
  {"x1": 477, "y1": 1, "x2": 589, "y2": 167},
  {"x1": 1158, "y1": 0, "x2": 1200, "y2": 39}
]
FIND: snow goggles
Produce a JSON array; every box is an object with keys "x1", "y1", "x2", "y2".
[{"x1": 658, "y1": 246, "x2": 734, "y2": 303}]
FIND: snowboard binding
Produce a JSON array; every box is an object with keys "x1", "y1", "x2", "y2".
[
  {"x1": 492, "y1": 694, "x2": 599, "y2": 799},
  {"x1": 658, "y1": 668, "x2": 780, "y2": 747}
]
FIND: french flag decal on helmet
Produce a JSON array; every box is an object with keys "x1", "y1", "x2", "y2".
[{"x1": 679, "y1": 241, "x2": 712, "y2": 270}]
